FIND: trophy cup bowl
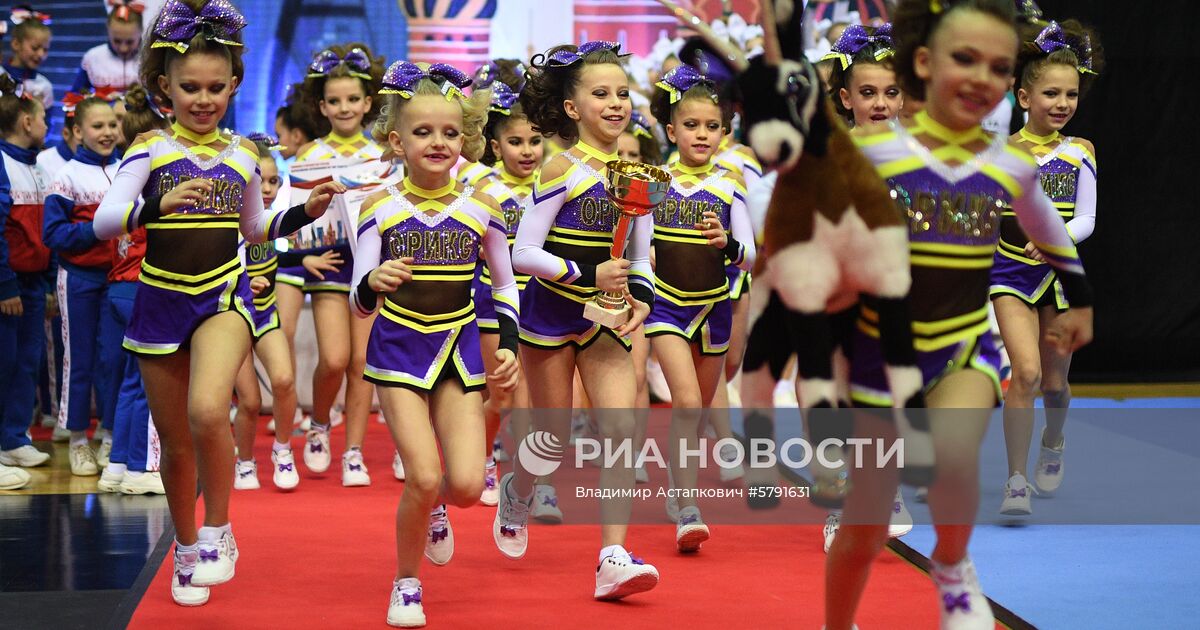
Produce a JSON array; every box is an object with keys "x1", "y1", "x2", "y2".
[{"x1": 582, "y1": 160, "x2": 672, "y2": 329}]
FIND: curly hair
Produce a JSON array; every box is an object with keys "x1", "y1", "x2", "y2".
[
  {"x1": 520, "y1": 44, "x2": 625, "y2": 144},
  {"x1": 475, "y1": 58, "x2": 528, "y2": 92},
  {"x1": 371, "y1": 76, "x2": 491, "y2": 163},
  {"x1": 120, "y1": 84, "x2": 170, "y2": 141},
  {"x1": 892, "y1": 0, "x2": 1017, "y2": 101},
  {"x1": 139, "y1": 0, "x2": 246, "y2": 106},
  {"x1": 276, "y1": 96, "x2": 328, "y2": 144},
  {"x1": 0, "y1": 73, "x2": 43, "y2": 135},
  {"x1": 1016, "y1": 19, "x2": 1104, "y2": 97},
  {"x1": 481, "y1": 102, "x2": 527, "y2": 167},
  {"x1": 292, "y1": 43, "x2": 385, "y2": 131}
]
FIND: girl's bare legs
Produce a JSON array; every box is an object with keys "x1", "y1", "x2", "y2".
[
  {"x1": 995, "y1": 296, "x2": 1042, "y2": 478},
  {"x1": 344, "y1": 311, "x2": 377, "y2": 449}
]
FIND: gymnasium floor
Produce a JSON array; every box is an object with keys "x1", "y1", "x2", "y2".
[{"x1": 1, "y1": 385, "x2": 1195, "y2": 629}]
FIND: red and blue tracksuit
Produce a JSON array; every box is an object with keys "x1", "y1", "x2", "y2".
[
  {"x1": 43, "y1": 146, "x2": 123, "y2": 434},
  {"x1": 0, "y1": 140, "x2": 51, "y2": 451}
]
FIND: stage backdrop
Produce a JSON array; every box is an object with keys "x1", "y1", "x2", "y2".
[{"x1": 1034, "y1": 1, "x2": 1200, "y2": 380}]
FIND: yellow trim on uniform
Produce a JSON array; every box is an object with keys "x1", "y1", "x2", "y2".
[
  {"x1": 138, "y1": 257, "x2": 242, "y2": 294},
  {"x1": 853, "y1": 131, "x2": 899, "y2": 147},
  {"x1": 980, "y1": 164, "x2": 1022, "y2": 197},
  {"x1": 381, "y1": 300, "x2": 474, "y2": 333}
]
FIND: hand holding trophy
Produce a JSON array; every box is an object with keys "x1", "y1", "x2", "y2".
[{"x1": 582, "y1": 160, "x2": 671, "y2": 329}]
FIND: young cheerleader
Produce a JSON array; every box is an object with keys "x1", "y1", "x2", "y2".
[
  {"x1": 825, "y1": 2, "x2": 1094, "y2": 628},
  {"x1": 42, "y1": 96, "x2": 123, "y2": 477},
  {"x1": 819, "y1": 23, "x2": 915, "y2": 547},
  {"x1": 646, "y1": 64, "x2": 755, "y2": 551},
  {"x1": 351, "y1": 60, "x2": 517, "y2": 627},
  {"x1": 472, "y1": 81, "x2": 539, "y2": 505},
  {"x1": 100, "y1": 84, "x2": 168, "y2": 496},
  {"x1": 73, "y1": 0, "x2": 142, "y2": 94},
  {"x1": 290, "y1": 43, "x2": 387, "y2": 486},
  {"x1": 496, "y1": 41, "x2": 660, "y2": 600},
  {"x1": 992, "y1": 19, "x2": 1102, "y2": 515},
  {"x1": 92, "y1": 0, "x2": 345, "y2": 605},
  {"x1": 232, "y1": 132, "x2": 301, "y2": 492},
  {"x1": 0, "y1": 72, "x2": 50, "y2": 486},
  {"x1": 3, "y1": 6, "x2": 53, "y2": 110}
]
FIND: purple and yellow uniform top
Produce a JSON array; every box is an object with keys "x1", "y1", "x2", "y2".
[
  {"x1": 350, "y1": 178, "x2": 519, "y2": 391},
  {"x1": 93, "y1": 122, "x2": 317, "y2": 355},
  {"x1": 479, "y1": 168, "x2": 535, "y2": 289},
  {"x1": 849, "y1": 111, "x2": 1089, "y2": 405},
  {"x1": 990, "y1": 128, "x2": 1097, "y2": 308},
  {"x1": 296, "y1": 131, "x2": 383, "y2": 162},
  {"x1": 511, "y1": 141, "x2": 655, "y2": 349},
  {"x1": 453, "y1": 157, "x2": 495, "y2": 187}
]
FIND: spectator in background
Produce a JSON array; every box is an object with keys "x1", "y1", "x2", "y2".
[{"x1": 73, "y1": 0, "x2": 143, "y2": 95}]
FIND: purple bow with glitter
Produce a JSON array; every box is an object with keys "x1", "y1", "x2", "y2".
[
  {"x1": 308, "y1": 48, "x2": 372, "y2": 80},
  {"x1": 177, "y1": 572, "x2": 193, "y2": 586},
  {"x1": 943, "y1": 592, "x2": 971, "y2": 613},
  {"x1": 678, "y1": 513, "x2": 698, "y2": 526},
  {"x1": 489, "y1": 82, "x2": 519, "y2": 115},
  {"x1": 278, "y1": 462, "x2": 294, "y2": 472},
  {"x1": 541, "y1": 494, "x2": 558, "y2": 508},
  {"x1": 629, "y1": 111, "x2": 654, "y2": 141},
  {"x1": 655, "y1": 64, "x2": 716, "y2": 105},
  {"x1": 629, "y1": 555, "x2": 645, "y2": 565},
  {"x1": 822, "y1": 24, "x2": 895, "y2": 70},
  {"x1": 379, "y1": 61, "x2": 472, "y2": 101},
  {"x1": 475, "y1": 61, "x2": 527, "y2": 92},
  {"x1": 150, "y1": 0, "x2": 245, "y2": 54},
  {"x1": 485, "y1": 475, "x2": 497, "y2": 490},
  {"x1": 1045, "y1": 462, "x2": 1061, "y2": 475},
  {"x1": 500, "y1": 525, "x2": 520, "y2": 537},
  {"x1": 198, "y1": 549, "x2": 219, "y2": 562},
  {"x1": 543, "y1": 41, "x2": 626, "y2": 68},
  {"x1": 402, "y1": 591, "x2": 421, "y2": 605},
  {"x1": 309, "y1": 442, "x2": 324, "y2": 453},
  {"x1": 1010, "y1": 487, "x2": 1027, "y2": 498},
  {"x1": 347, "y1": 463, "x2": 361, "y2": 472},
  {"x1": 1035, "y1": 21, "x2": 1097, "y2": 75},
  {"x1": 429, "y1": 528, "x2": 449, "y2": 544},
  {"x1": 246, "y1": 132, "x2": 283, "y2": 151}
]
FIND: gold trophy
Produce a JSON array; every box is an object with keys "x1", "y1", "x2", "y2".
[{"x1": 583, "y1": 160, "x2": 672, "y2": 328}]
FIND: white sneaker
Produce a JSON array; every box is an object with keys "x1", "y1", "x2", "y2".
[
  {"x1": 1033, "y1": 429, "x2": 1065, "y2": 494},
  {"x1": 823, "y1": 511, "x2": 841, "y2": 553},
  {"x1": 492, "y1": 437, "x2": 510, "y2": 463},
  {"x1": 40, "y1": 414, "x2": 55, "y2": 429},
  {"x1": 234, "y1": 460, "x2": 260, "y2": 490},
  {"x1": 96, "y1": 441, "x2": 112, "y2": 467},
  {"x1": 915, "y1": 486, "x2": 929, "y2": 503},
  {"x1": 531, "y1": 484, "x2": 562, "y2": 523},
  {"x1": 932, "y1": 556, "x2": 994, "y2": 629},
  {"x1": 387, "y1": 578, "x2": 425, "y2": 627},
  {"x1": 0, "y1": 463, "x2": 31, "y2": 490},
  {"x1": 675, "y1": 507, "x2": 710, "y2": 552},
  {"x1": 635, "y1": 464, "x2": 649, "y2": 484},
  {"x1": 299, "y1": 415, "x2": 312, "y2": 432},
  {"x1": 303, "y1": 429, "x2": 331, "y2": 473},
  {"x1": 480, "y1": 461, "x2": 499, "y2": 506},
  {"x1": 392, "y1": 451, "x2": 406, "y2": 481},
  {"x1": 718, "y1": 443, "x2": 745, "y2": 482},
  {"x1": 0, "y1": 444, "x2": 50, "y2": 467},
  {"x1": 493, "y1": 472, "x2": 531, "y2": 559},
  {"x1": 192, "y1": 528, "x2": 238, "y2": 586},
  {"x1": 665, "y1": 494, "x2": 680, "y2": 523},
  {"x1": 69, "y1": 444, "x2": 99, "y2": 476},
  {"x1": 52, "y1": 425, "x2": 71, "y2": 443},
  {"x1": 330, "y1": 405, "x2": 345, "y2": 428},
  {"x1": 424, "y1": 504, "x2": 454, "y2": 566},
  {"x1": 594, "y1": 549, "x2": 659, "y2": 600},
  {"x1": 889, "y1": 490, "x2": 914, "y2": 538},
  {"x1": 98, "y1": 468, "x2": 124, "y2": 493},
  {"x1": 342, "y1": 450, "x2": 371, "y2": 487},
  {"x1": 120, "y1": 472, "x2": 165, "y2": 495},
  {"x1": 171, "y1": 547, "x2": 210, "y2": 606},
  {"x1": 1000, "y1": 473, "x2": 1034, "y2": 516},
  {"x1": 272, "y1": 449, "x2": 300, "y2": 490},
  {"x1": 266, "y1": 418, "x2": 275, "y2": 433}
]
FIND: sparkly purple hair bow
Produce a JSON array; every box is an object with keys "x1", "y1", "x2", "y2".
[
  {"x1": 150, "y1": 0, "x2": 245, "y2": 54},
  {"x1": 1035, "y1": 21, "x2": 1097, "y2": 75},
  {"x1": 540, "y1": 41, "x2": 627, "y2": 68},
  {"x1": 655, "y1": 64, "x2": 716, "y2": 105},
  {"x1": 628, "y1": 111, "x2": 654, "y2": 141},
  {"x1": 475, "y1": 60, "x2": 527, "y2": 92},
  {"x1": 246, "y1": 132, "x2": 283, "y2": 151},
  {"x1": 489, "y1": 82, "x2": 519, "y2": 115},
  {"x1": 379, "y1": 61, "x2": 472, "y2": 101},
  {"x1": 822, "y1": 24, "x2": 895, "y2": 70},
  {"x1": 308, "y1": 47, "x2": 373, "y2": 80}
]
